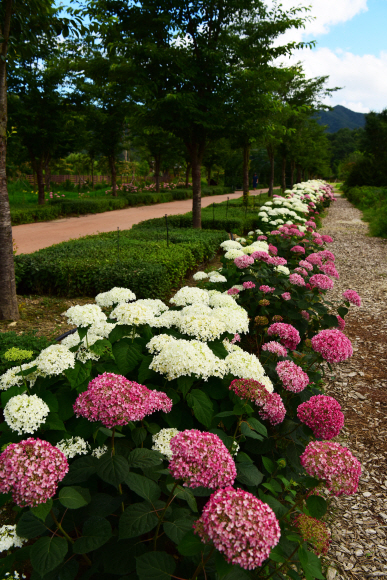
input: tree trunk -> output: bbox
[267,147,275,198]
[154,154,161,193]
[207,165,212,185]
[36,163,45,205]
[185,163,191,187]
[290,160,295,188]
[0,0,19,321]
[44,157,51,190]
[187,142,205,229]
[296,165,302,184]
[109,156,117,196]
[281,156,286,193]
[242,145,250,201]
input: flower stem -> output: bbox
[190,546,215,580]
[111,427,116,456]
[153,482,178,551]
[50,510,92,566]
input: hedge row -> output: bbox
[11,187,234,225]
[15,228,227,297]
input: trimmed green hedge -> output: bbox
[15,228,227,297]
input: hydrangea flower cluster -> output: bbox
[92,445,108,458]
[192,271,209,281]
[4,395,50,435]
[306,254,322,267]
[110,302,156,326]
[34,344,76,377]
[208,272,227,283]
[320,262,339,279]
[194,487,281,569]
[224,249,245,260]
[290,245,305,253]
[251,250,270,261]
[227,287,240,295]
[234,255,254,269]
[0,525,26,552]
[56,436,91,459]
[297,395,345,439]
[95,287,136,307]
[342,289,361,306]
[169,430,236,488]
[65,304,107,327]
[281,292,291,300]
[259,285,275,293]
[300,441,361,496]
[175,314,227,341]
[243,281,256,289]
[74,373,172,428]
[309,274,334,290]
[294,514,331,555]
[0,438,68,507]
[267,323,300,350]
[299,260,313,271]
[276,360,309,393]
[318,250,335,262]
[261,341,287,357]
[289,273,305,286]
[170,287,209,306]
[0,362,40,391]
[152,428,180,459]
[336,315,345,331]
[311,329,353,363]
[267,256,287,266]
[225,349,273,392]
[229,379,286,425]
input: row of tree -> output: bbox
[1,0,336,320]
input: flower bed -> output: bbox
[0,180,363,580]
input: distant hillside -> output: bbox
[316,105,366,133]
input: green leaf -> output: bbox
[262,456,276,474]
[77,327,90,341]
[207,340,228,359]
[87,493,125,518]
[58,486,91,509]
[236,463,263,486]
[235,452,253,464]
[64,360,92,389]
[112,340,142,375]
[177,530,204,556]
[89,338,113,356]
[97,454,129,487]
[167,484,198,512]
[109,324,134,344]
[298,547,325,580]
[306,496,327,519]
[73,517,112,554]
[136,552,176,580]
[102,539,138,575]
[246,417,268,437]
[17,511,47,539]
[187,389,213,428]
[215,551,234,578]
[215,411,236,418]
[177,375,195,397]
[44,412,66,431]
[337,306,348,318]
[128,448,163,469]
[163,517,196,544]
[31,499,53,522]
[56,388,75,421]
[119,502,159,539]
[39,391,58,413]
[138,356,158,383]
[62,456,98,485]
[125,473,161,503]
[240,422,263,440]
[132,427,147,447]
[30,537,68,576]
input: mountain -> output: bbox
[316,105,366,133]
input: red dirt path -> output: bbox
[13,188,272,255]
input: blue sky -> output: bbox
[57,0,387,113]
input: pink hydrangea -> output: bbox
[305,221,316,229]
[309,274,334,290]
[268,244,278,255]
[227,287,240,295]
[261,341,287,357]
[314,238,324,246]
[295,514,331,555]
[301,310,310,320]
[336,315,345,331]
[270,230,281,235]
[251,250,270,261]
[320,262,339,279]
[234,255,254,269]
[297,395,344,439]
[281,292,291,301]
[299,260,313,271]
[231,333,241,344]
[257,235,267,240]
[311,329,353,363]
[291,245,305,254]
[267,256,287,266]
[318,250,335,262]
[74,373,172,428]
[243,281,256,289]
[0,438,68,507]
[312,232,322,239]
[229,379,286,425]
[289,273,306,287]
[194,487,281,569]
[259,285,275,293]
[276,360,309,393]
[342,289,361,307]
[306,254,323,267]
[320,235,333,243]
[294,267,308,277]
[300,441,361,496]
[168,430,236,489]
[267,323,300,350]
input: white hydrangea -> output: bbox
[264,201,273,206]
[274,265,290,276]
[298,225,306,232]
[208,273,227,283]
[147,334,177,354]
[211,306,249,334]
[56,436,91,459]
[208,290,222,297]
[250,240,269,251]
[220,240,243,250]
[110,302,156,326]
[224,249,245,260]
[151,310,181,329]
[261,218,269,223]
[181,304,213,316]
[64,304,106,327]
[176,314,227,341]
[61,331,102,362]
[170,287,209,307]
[230,285,244,292]
[89,320,116,338]
[34,345,76,376]
[95,287,136,308]
[209,293,238,309]
[258,212,267,217]
[4,394,50,435]
[152,428,180,459]
[247,231,255,236]
[235,238,246,243]
[75,345,100,363]
[0,525,26,552]
[255,229,263,235]
[148,338,227,381]
[0,362,40,391]
[242,246,258,255]
[136,299,169,316]
[92,445,108,458]
[225,349,273,392]
[4,573,26,580]
[193,271,209,281]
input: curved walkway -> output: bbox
[12,188,271,255]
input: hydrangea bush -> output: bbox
[0,181,362,580]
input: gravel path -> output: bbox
[320,194,387,579]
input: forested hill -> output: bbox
[316,105,366,133]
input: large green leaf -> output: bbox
[73,517,112,554]
[17,511,47,539]
[136,552,176,580]
[108,324,134,344]
[298,547,325,580]
[62,456,98,485]
[96,454,129,487]
[163,517,195,544]
[246,417,268,438]
[125,472,161,503]
[64,360,92,389]
[31,499,53,522]
[39,391,58,413]
[58,486,91,509]
[306,496,327,519]
[45,412,66,431]
[138,356,158,383]
[207,340,228,359]
[177,530,204,556]
[112,339,142,375]
[167,483,198,512]
[236,463,263,486]
[119,502,159,539]
[177,375,195,397]
[128,448,163,469]
[187,389,213,428]
[240,422,263,440]
[30,537,68,576]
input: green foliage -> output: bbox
[343,185,387,238]
[0,331,52,375]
